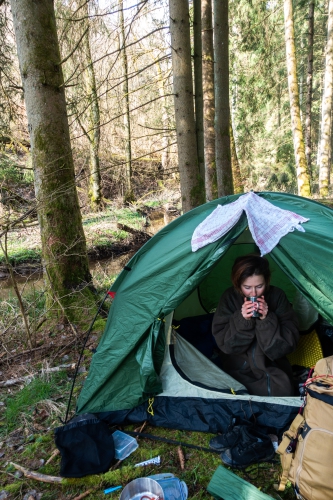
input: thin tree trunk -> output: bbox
[82,1,102,211]
[10,0,93,323]
[214,0,233,197]
[230,119,243,194]
[284,0,311,196]
[305,0,315,178]
[319,0,333,197]
[156,60,170,172]
[119,0,133,203]
[169,0,204,212]
[202,0,216,201]
[193,0,205,183]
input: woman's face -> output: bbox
[240,274,265,297]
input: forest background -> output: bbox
[0,0,333,498]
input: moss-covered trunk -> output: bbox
[10,0,94,323]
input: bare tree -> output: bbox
[284,0,311,196]
[10,0,93,322]
[319,0,333,196]
[169,0,204,212]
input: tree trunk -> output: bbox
[202,0,216,201]
[82,0,102,211]
[230,119,243,194]
[305,0,315,178]
[284,0,311,196]
[193,0,205,183]
[119,0,134,203]
[214,0,233,197]
[169,0,204,212]
[10,0,93,323]
[156,60,170,172]
[319,0,333,197]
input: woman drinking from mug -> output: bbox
[212,255,299,396]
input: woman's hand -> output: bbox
[257,296,268,319]
[241,297,258,319]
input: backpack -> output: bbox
[275,356,333,500]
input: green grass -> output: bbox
[1,372,69,436]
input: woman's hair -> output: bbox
[231,254,271,293]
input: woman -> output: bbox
[212,254,299,397]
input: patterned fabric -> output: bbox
[191,192,309,255]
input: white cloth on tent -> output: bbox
[191,192,309,255]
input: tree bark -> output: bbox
[156,60,171,172]
[230,119,243,194]
[305,0,315,178]
[10,0,93,322]
[82,0,102,211]
[214,0,233,197]
[319,0,333,196]
[119,0,134,203]
[284,0,311,196]
[169,0,204,212]
[193,0,205,183]
[202,0,216,201]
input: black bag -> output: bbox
[54,413,115,477]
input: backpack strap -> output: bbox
[274,413,305,492]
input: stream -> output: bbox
[0,215,168,301]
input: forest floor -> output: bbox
[0,187,298,500]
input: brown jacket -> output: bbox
[212,286,299,397]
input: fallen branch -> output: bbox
[0,364,76,387]
[117,223,151,241]
[10,462,63,484]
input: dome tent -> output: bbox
[77,192,333,433]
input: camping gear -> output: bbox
[276,355,333,500]
[119,478,164,500]
[209,416,259,452]
[207,465,274,499]
[54,413,115,477]
[112,430,138,460]
[104,486,122,495]
[76,192,333,434]
[220,425,275,469]
[148,474,188,500]
[135,456,161,467]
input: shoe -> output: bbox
[209,418,253,452]
[220,426,275,469]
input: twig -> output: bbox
[10,462,63,483]
[110,459,123,471]
[72,489,95,500]
[45,449,60,465]
[133,421,147,435]
[177,446,185,470]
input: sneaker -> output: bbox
[209,418,253,452]
[220,426,275,469]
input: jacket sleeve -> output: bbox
[212,290,257,354]
[255,289,299,361]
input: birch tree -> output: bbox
[10,0,93,322]
[169,0,204,212]
[284,0,311,196]
[319,0,333,196]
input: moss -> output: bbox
[4,482,22,494]
[190,174,205,207]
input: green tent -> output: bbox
[77,192,333,433]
